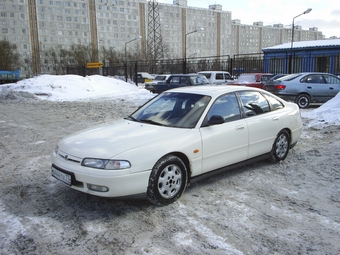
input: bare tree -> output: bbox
[0,40,21,70]
[68,44,92,66]
[100,46,124,65]
[42,45,70,74]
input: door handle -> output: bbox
[329,87,334,90]
[272,116,279,121]
[307,86,312,89]
[235,125,245,131]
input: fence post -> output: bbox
[182,59,186,74]
[124,63,127,82]
[134,62,138,86]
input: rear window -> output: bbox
[238,74,256,82]
[279,73,302,81]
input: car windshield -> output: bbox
[154,75,167,81]
[129,92,211,128]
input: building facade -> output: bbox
[263,39,340,75]
[0,0,324,78]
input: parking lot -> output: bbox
[0,97,339,254]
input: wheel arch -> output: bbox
[281,127,292,142]
[161,152,192,178]
[297,92,312,99]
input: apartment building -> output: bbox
[0,0,323,78]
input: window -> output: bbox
[324,75,340,84]
[238,91,270,117]
[305,75,325,84]
[224,73,232,80]
[263,94,284,111]
[215,73,223,80]
[207,93,240,123]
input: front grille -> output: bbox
[57,151,81,164]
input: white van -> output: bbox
[198,71,234,85]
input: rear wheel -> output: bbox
[147,155,188,205]
[269,130,290,163]
[295,94,310,109]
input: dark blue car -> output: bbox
[150,74,210,94]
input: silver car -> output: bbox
[265,72,340,108]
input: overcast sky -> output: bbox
[160,0,339,38]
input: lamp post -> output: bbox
[125,36,142,82]
[183,27,204,74]
[289,8,312,74]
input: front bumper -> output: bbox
[50,153,151,198]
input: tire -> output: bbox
[295,94,311,109]
[269,130,290,163]
[147,155,188,205]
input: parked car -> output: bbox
[229,73,274,89]
[265,72,340,108]
[144,74,171,92]
[152,74,210,93]
[198,71,234,84]
[51,86,303,205]
[133,72,154,84]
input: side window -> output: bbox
[169,77,180,84]
[306,75,325,84]
[207,93,240,122]
[215,73,223,80]
[261,75,273,82]
[180,77,190,85]
[263,94,284,111]
[238,91,270,117]
[324,75,340,84]
[224,73,232,80]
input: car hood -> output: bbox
[58,119,190,159]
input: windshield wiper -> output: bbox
[139,119,164,126]
[125,115,140,122]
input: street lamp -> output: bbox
[289,8,312,73]
[124,36,142,82]
[183,27,204,73]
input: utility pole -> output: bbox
[147,0,163,62]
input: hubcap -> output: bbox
[298,97,309,107]
[276,134,288,158]
[158,164,182,199]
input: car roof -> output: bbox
[198,71,230,73]
[240,73,273,75]
[297,72,335,75]
[169,74,203,76]
[165,85,264,97]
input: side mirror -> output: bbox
[208,115,224,125]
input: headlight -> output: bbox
[81,158,131,170]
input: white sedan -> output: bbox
[51,86,303,205]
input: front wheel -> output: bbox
[147,155,188,205]
[269,130,290,163]
[295,94,311,109]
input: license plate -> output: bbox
[52,167,72,186]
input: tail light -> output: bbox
[274,84,286,90]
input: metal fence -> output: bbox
[66,53,340,79]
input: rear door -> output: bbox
[323,74,340,97]
[302,74,329,100]
[237,91,283,158]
